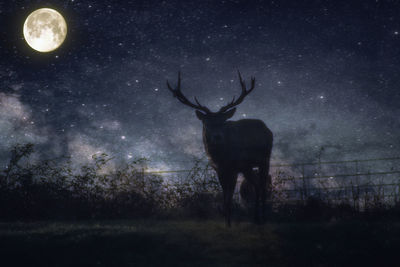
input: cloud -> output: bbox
[67,133,110,162]
[0,92,48,151]
[67,132,117,174]
[168,124,203,158]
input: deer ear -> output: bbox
[195,110,206,121]
[224,108,236,120]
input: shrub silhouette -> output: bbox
[1,143,399,222]
[0,144,222,220]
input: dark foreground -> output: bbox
[0,219,399,267]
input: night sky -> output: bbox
[1,0,400,172]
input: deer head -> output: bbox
[167,71,256,144]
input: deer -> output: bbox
[166,72,273,226]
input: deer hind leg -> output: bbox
[259,164,271,222]
[218,170,237,227]
[243,168,261,223]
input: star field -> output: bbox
[0,0,400,171]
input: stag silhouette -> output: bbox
[167,72,273,226]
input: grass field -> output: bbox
[0,219,399,266]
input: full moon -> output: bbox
[23,8,67,52]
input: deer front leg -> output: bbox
[218,170,237,227]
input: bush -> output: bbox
[1,143,399,222]
[0,144,223,221]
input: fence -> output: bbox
[143,156,400,207]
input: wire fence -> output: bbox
[143,156,400,206]
[143,156,400,174]
[274,156,400,203]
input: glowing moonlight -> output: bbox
[23,8,67,52]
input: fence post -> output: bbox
[354,160,359,210]
[301,164,306,204]
[355,160,358,174]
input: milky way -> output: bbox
[0,0,400,172]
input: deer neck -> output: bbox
[202,123,227,160]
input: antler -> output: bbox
[218,71,256,113]
[167,72,211,113]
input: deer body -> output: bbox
[203,119,272,168]
[167,72,273,226]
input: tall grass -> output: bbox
[1,143,400,221]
